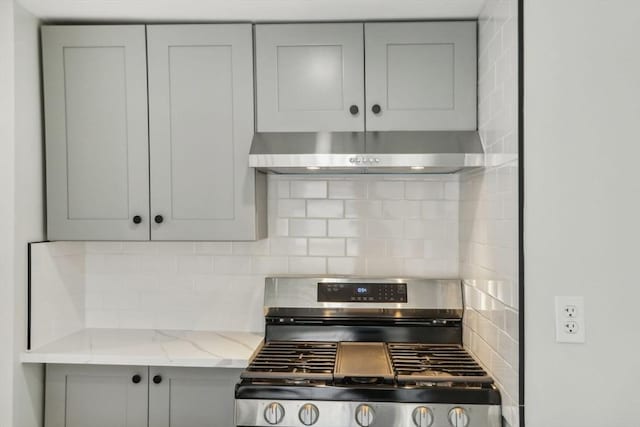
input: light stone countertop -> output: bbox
[22,328,264,368]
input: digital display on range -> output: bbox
[317,283,407,303]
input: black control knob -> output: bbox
[153,375,163,384]
[132,215,142,224]
[349,105,359,115]
[132,374,142,384]
[371,104,382,114]
[154,215,164,224]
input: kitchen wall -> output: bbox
[0,0,17,423]
[459,0,519,426]
[0,1,46,427]
[80,175,460,331]
[525,1,640,426]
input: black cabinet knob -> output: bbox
[132,374,142,384]
[153,375,163,384]
[154,215,164,224]
[371,104,382,114]
[349,105,359,115]
[132,215,142,224]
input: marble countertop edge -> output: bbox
[21,328,264,369]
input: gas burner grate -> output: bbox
[387,343,494,385]
[241,341,337,380]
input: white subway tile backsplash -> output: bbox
[366,219,404,239]
[270,237,308,256]
[213,256,252,275]
[368,181,404,200]
[288,257,327,274]
[462,0,520,419]
[232,240,270,256]
[387,240,424,258]
[268,218,289,237]
[382,200,421,219]
[155,242,196,254]
[194,242,233,255]
[308,238,345,256]
[328,181,367,199]
[346,238,387,257]
[290,180,327,199]
[252,256,289,275]
[405,182,444,200]
[177,255,213,274]
[365,258,403,276]
[306,200,344,218]
[278,199,306,218]
[421,201,457,219]
[136,254,178,274]
[327,257,366,275]
[328,219,367,237]
[289,219,327,237]
[345,200,383,219]
[274,180,290,199]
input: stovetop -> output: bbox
[241,341,493,389]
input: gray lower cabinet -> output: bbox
[45,365,241,427]
[42,24,266,241]
[148,367,241,427]
[45,364,148,427]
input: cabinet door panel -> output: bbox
[147,25,261,240]
[365,22,477,131]
[42,26,150,240]
[149,367,241,427]
[255,23,365,132]
[45,365,148,427]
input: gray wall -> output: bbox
[13,3,46,427]
[0,0,17,422]
[525,0,640,425]
[0,1,45,426]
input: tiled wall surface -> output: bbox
[461,1,520,426]
[30,242,85,348]
[83,175,460,332]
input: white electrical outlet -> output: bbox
[555,296,585,343]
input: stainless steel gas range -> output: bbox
[235,277,501,427]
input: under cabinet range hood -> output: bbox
[248,131,484,174]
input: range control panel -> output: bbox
[317,282,408,303]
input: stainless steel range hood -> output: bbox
[249,131,484,174]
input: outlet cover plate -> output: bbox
[555,296,585,343]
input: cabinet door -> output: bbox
[45,364,148,427]
[42,26,150,240]
[147,25,264,241]
[255,23,365,132]
[149,367,241,427]
[365,22,477,131]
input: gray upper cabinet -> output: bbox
[43,24,266,241]
[147,25,265,241]
[255,23,365,132]
[42,26,150,240]
[45,364,148,427]
[365,22,477,131]
[255,22,476,133]
[148,367,241,427]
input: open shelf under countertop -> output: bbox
[22,328,264,368]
